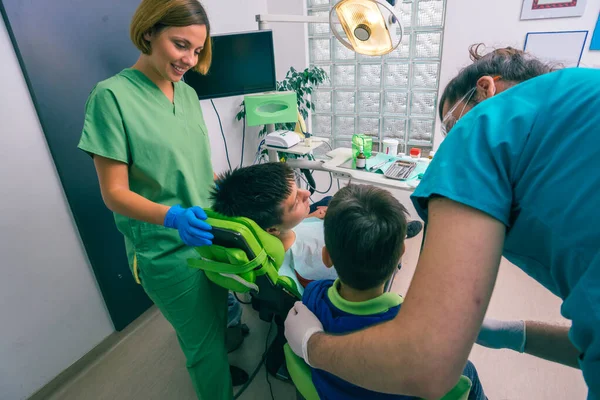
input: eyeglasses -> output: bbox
[441,87,476,137]
[441,76,501,137]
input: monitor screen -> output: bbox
[184,30,276,100]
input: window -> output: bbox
[308,0,446,153]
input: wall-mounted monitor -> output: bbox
[184,30,276,100]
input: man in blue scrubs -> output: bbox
[284,47,600,399]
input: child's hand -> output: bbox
[308,206,328,219]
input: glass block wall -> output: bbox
[308,0,446,153]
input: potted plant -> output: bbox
[236,65,329,137]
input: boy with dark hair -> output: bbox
[212,162,310,244]
[211,163,338,287]
[320,184,407,292]
[302,184,487,400]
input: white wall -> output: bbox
[435,0,600,148]
[202,0,269,172]
[266,0,309,81]
[0,18,114,400]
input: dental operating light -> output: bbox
[256,0,403,56]
[330,0,402,56]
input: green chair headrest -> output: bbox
[204,209,285,268]
[187,209,300,297]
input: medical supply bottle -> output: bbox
[356,145,366,169]
[304,131,312,147]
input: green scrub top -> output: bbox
[78,68,214,289]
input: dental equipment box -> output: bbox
[265,130,301,149]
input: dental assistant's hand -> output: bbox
[284,302,324,367]
[476,317,526,353]
[164,205,214,247]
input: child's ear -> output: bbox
[266,226,280,237]
[322,246,333,268]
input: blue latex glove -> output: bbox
[164,205,213,247]
[476,317,526,353]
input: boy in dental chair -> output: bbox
[211,162,423,289]
[211,162,335,290]
[303,184,487,400]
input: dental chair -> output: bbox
[284,341,473,400]
[187,209,302,378]
[188,210,473,400]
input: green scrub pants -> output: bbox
[140,268,233,399]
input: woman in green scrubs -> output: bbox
[78,1,238,398]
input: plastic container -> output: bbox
[382,139,399,156]
[409,148,421,159]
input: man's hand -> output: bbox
[284,302,323,366]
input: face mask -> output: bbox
[291,219,338,282]
[441,76,501,137]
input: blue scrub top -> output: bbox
[411,68,600,399]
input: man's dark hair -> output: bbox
[211,163,295,229]
[324,184,408,291]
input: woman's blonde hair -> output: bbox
[130,0,212,74]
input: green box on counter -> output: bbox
[352,134,373,159]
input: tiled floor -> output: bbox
[46,230,588,399]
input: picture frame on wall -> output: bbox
[521,0,588,20]
[524,30,589,67]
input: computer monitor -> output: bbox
[184,30,276,100]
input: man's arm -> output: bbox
[526,321,581,369]
[477,318,581,369]
[289,198,506,398]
